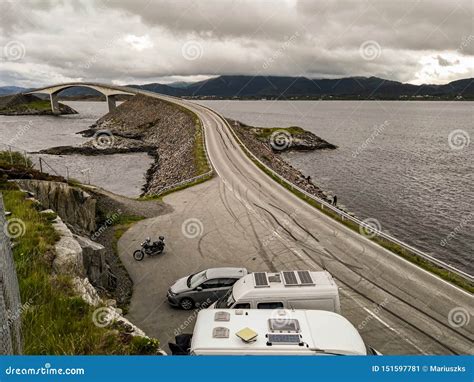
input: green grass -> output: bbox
[112,214,145,251]
[0,151,33,168]
[251,126,306,140]
[228,124,474,293]
[169,100,211,177]
[2,188,160,354]
[1,99,52,113]
[193,115,211,175]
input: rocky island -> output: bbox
[229,119,336,202]
[0,94,77,115]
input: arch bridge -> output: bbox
[23,82,138,114]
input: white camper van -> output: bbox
[190,308,378,355]
[213,270,341,313]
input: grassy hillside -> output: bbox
[1,151,160,354]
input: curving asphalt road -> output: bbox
[118,90,473,355]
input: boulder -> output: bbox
[52,217,84,277]
[71,277,101,306]
[74,234,107,288]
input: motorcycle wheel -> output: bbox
[133,250,145,261]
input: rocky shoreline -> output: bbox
[39,94,201,196]
[228,119,335,203]
[239,122,337,152]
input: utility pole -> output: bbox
[39,157,43,173]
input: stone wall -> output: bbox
[16,180,96,234]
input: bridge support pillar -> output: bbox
[50,93,60,115]
[107,95,116,112]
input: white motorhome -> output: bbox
[212,270,341,313]
[190,308,378,355]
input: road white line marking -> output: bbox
[340,289,428,354]
[361,307,428,354]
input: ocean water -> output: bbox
[196,100,473,274]
[0,101,153,197]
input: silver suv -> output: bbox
[167,267,248,310]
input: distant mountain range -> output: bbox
[1,76,473,99]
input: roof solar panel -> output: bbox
[297,270,314,285]
[282,271,299,286]
[254,272,269,287]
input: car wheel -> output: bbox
[180,298,194,310]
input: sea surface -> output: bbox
[196,100,473,274]
[0,101,153,197]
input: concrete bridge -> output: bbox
[24,82,138,114]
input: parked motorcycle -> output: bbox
[133,236,165,261]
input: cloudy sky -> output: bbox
[0,0,473,87]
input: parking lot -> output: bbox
[118,178,442,355]
[118,178,313,351]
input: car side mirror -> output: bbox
[196,286,203,291]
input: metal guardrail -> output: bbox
[153,170,213,196]
[202,107,474,285]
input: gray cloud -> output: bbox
[0,0,472,87]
